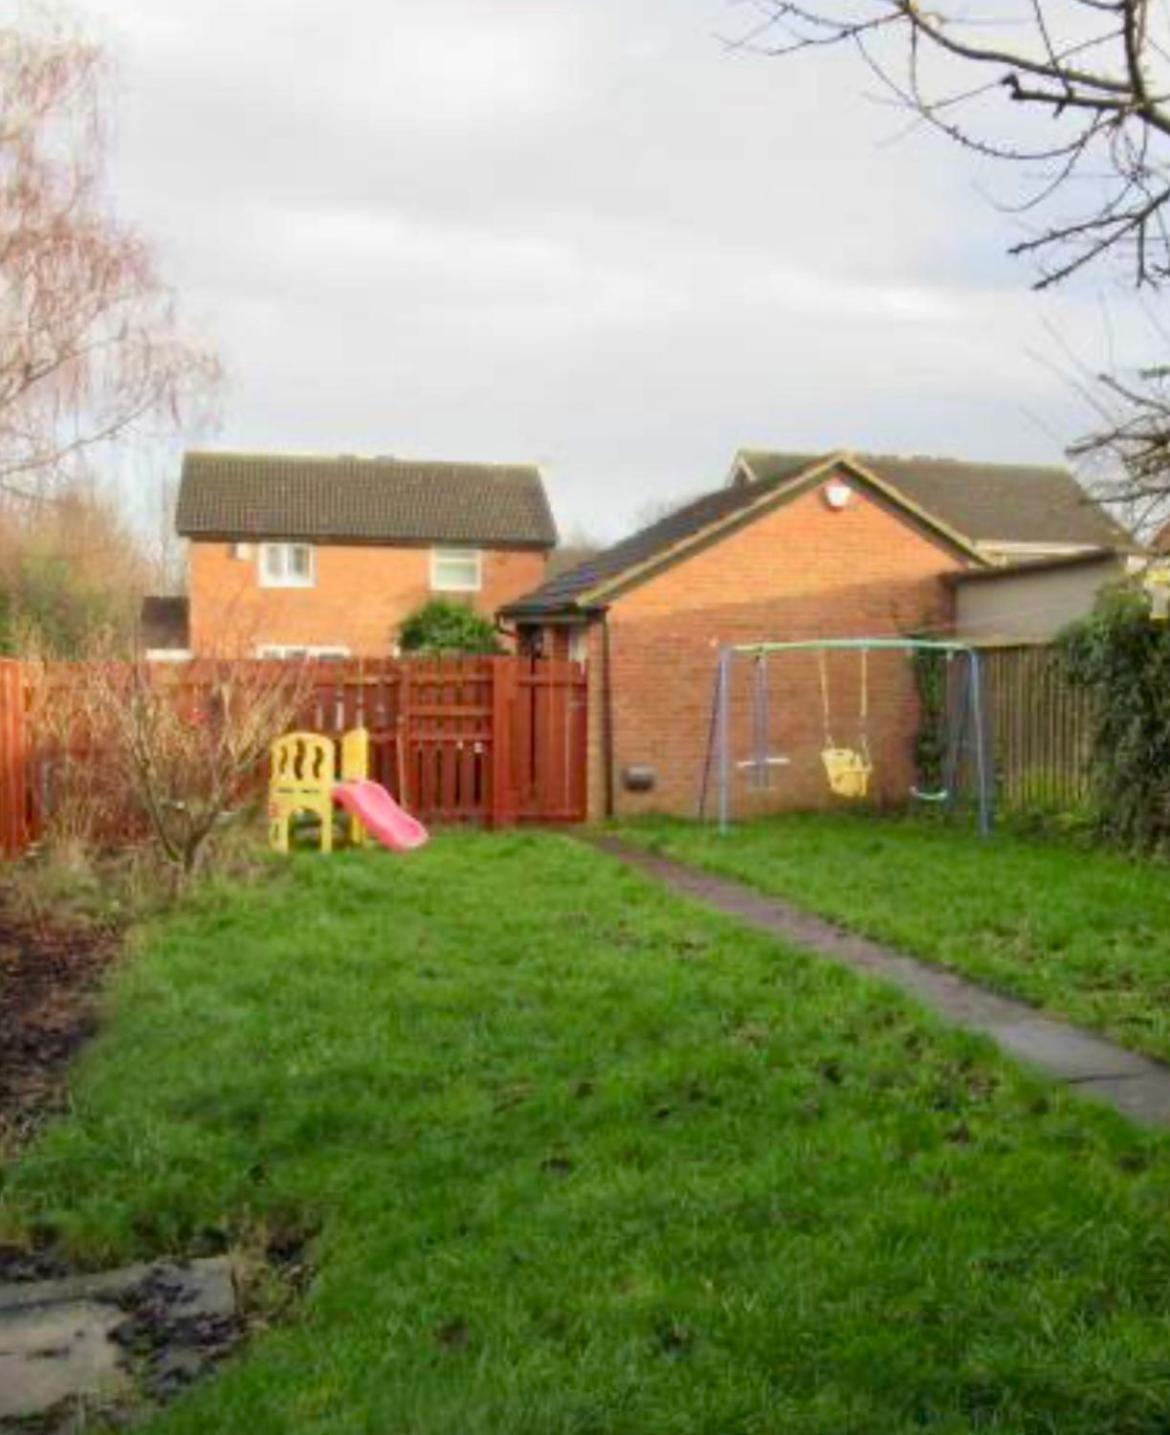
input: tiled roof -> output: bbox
[502,449,1128,617]
[176,451,557,548]
[500,481,780,616]
[741,451,1128,548]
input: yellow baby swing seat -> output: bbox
[817,649,874,800]
[821,745,872,799]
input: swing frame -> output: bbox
[699,637,994,838]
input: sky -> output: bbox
[77,0,1157,544]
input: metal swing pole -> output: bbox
[697,656,722,821]
[718,646,731,834]
[969,648,993,837]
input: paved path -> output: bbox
[594,837,1170,1128]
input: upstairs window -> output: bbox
[430,547,482,593]
[260,542,315,587]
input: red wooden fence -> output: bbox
[0,660,26,855]
[7,655,588,852]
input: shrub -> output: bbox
[1058,581,1170,850]
[399,599,502,655]
[0,486,155,658]
[30,647,313,893]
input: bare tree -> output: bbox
[743,2,1170,289]
[742,2,1170,524]
[1067,360,1170,535]
[0,9,219,500]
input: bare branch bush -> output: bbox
[30,643,315,893]
[93,655,315,888]
[743,2,1170,288]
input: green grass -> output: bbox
[615,811,1170,1063]
[7,832,1170,1431]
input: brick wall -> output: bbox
[189,542,548,656]
[585,477,966,818]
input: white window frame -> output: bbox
[430,547,482,593]
[257,644,350,661]
[259,542,315,588]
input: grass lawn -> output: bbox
[8,833,1170,1431]
[615,811,1170,1064]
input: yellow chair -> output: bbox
[269,732,337,853]
[339,727,370,846]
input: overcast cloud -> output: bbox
[79,0,1149,542]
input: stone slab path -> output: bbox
[0,1256,237,1427]
[595,837,1170,1128]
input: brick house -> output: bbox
[500,449,1127,820]
[176,451,557,657]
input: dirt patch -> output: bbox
[0,903,119,1153]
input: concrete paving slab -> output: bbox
[0,1256,237,1425]
[0,1299,128,1419]
[988,1019,1156,1082]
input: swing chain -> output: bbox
[817,649,834,749]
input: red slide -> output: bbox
[333,780,430,852]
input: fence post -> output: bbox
[491,656,516,828]
[2,662,27,855]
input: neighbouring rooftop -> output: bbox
[176,451,557,548]
[503,449,1131,618]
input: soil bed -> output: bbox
[0,900,118,1154]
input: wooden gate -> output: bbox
[298,656,588,826]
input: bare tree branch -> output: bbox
[746,1,1170,286]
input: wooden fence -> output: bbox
[978,643,1095,811]
[6,655,588,853]
[0,660,26,855]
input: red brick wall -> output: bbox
[189,542,548,655]
[587,477,966,818]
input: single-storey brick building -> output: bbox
[176,451,557,657]
[500,449,1129,820]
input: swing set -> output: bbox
[698,637,993,836]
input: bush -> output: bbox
[0,486,154,658]
[399,599,502,655]
[29,647,313,894]
[1059,581,1170,850]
